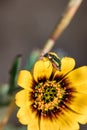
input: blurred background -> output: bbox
[0,0,87,129]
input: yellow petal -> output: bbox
[78,114,87,124]
[54,57,75,79]
[17,70,33,90]
[64,107,87,124]
[65,67,87,94]
[15,90,30,107]
[40,116,59,130]
[57,109,79,130]
[64,67,87,114]
[61,57,75,73]
[68,92,87,115]
[17,104,38,127]
[40,110,79,130]
[27,120,39,130]
[72,82,87,94]
[64,108,87,125]
[33,60,52,82]
[65,66,87,86]
[62,107,87,125]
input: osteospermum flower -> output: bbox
[15,53,87,130]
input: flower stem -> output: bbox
[0,100,15,130]
[40,0,83,57]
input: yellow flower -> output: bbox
[15,54,87,130]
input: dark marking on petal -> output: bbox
[38,77,47,83]
[54,74,63,82]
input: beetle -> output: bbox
[44,52,61,71]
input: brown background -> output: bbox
[0,0,87,129]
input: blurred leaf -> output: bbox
[0,84,10,106]
[4,125,16,130]
[25,49,40,70]
[4,124,27,130]
[8,55,22,95]
[0,84,9,95]
[0,55,22,106]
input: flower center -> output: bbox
[31,81,65,115]
[42,86,57,103]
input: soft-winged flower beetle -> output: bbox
[44,52,61,71]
